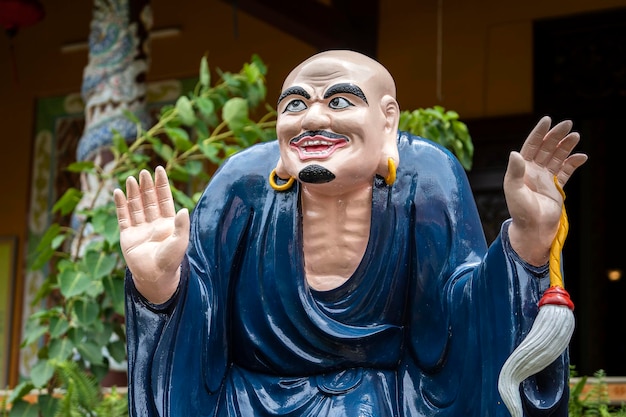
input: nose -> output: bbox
[301,103,330,130]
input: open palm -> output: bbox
[114,166,190,303]
[504,116,587,264]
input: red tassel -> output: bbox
[538,286,575,310]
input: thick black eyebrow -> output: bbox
[324,83,368,105]
[277,86,310,106]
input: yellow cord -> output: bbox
[549,176,568,288]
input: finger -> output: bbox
[519,116,552,161]
[154,166,176,218]
[545,132,580,174]
[556,153,588,187]
[160,208,190,272]
[139,169,160,222]
[533,120,573,167]
[503,151,526,193]
[173,208,190,242]
[113,188,131,231]
[126,173,146,225]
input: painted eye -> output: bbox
[329,97,353,109]
[284,99,307,113]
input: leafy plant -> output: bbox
[12,54,276,417]
[569,367,626,416]
[2,360,127,417]
[8,54,475,416]
[399,105,474,170]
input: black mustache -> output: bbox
[289,130,349,143]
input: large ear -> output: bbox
[377,95,400,179]
[274,157,290,179]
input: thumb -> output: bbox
[173,208,190,244]
[504,151,526,193]
[152,208,190,280]
[163,208,190,268]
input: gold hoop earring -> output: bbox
[269,169,295,191]
[385,157,396,186]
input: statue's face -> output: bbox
[276,54,393,194]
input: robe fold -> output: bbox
[125,131,569,416]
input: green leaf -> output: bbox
[85,279,105,298]
[28,307,61,321]
[22,319,47,346]
[68,327,86,346]
[92,322,113,347]
[167,164,190,183]
[159,104,175,119]
[196,97,215,118]
[48,315,70,338]
[103,275,125,315]
[85,250,117,281]
[153,142,174,161]
[35,394,59,417]
[7,381,35,404]
[198,140,221,164]
[76,341,104,365]
[58,266,92,298]
[200,55,210,89]
[171,187,197,210]
[250,54,267,76]
[51,236,69,254]
[243,81,265,107]
[30,359,55,388]
[48,337,74,361]
[176,96,196,126]
[90,362,109,383]
[224,144,242,158]
[192,118,210,140]
[185,160,204,176]
[128,151,151,166]
[73,299,100,326]
[112,129,130,155]
[222,97,249,131]
[243,61,262,84]
[66,161,95,174]
[107,339,127,363]
[29,223,61,270]
[122,109,142,124]
[165,126,192,152]
[91,206,120,246]
[52,187,83,216]
[7,398,40,417]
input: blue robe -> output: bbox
[125,132,569,416]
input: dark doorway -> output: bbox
[534,7,626,376]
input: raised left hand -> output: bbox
[504,116,588,266]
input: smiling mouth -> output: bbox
[290,135,348,160]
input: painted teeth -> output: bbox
[301,140,333,146]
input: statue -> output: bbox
[114,50,587,416]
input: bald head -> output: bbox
[281,50,397,103]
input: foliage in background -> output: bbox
[569,368,626,417]
[6,54,275,417]
[399,105,474,170]
[3,54,475,416]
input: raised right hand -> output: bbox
[113,166,190,304]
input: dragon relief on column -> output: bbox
[71,0,152,256]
